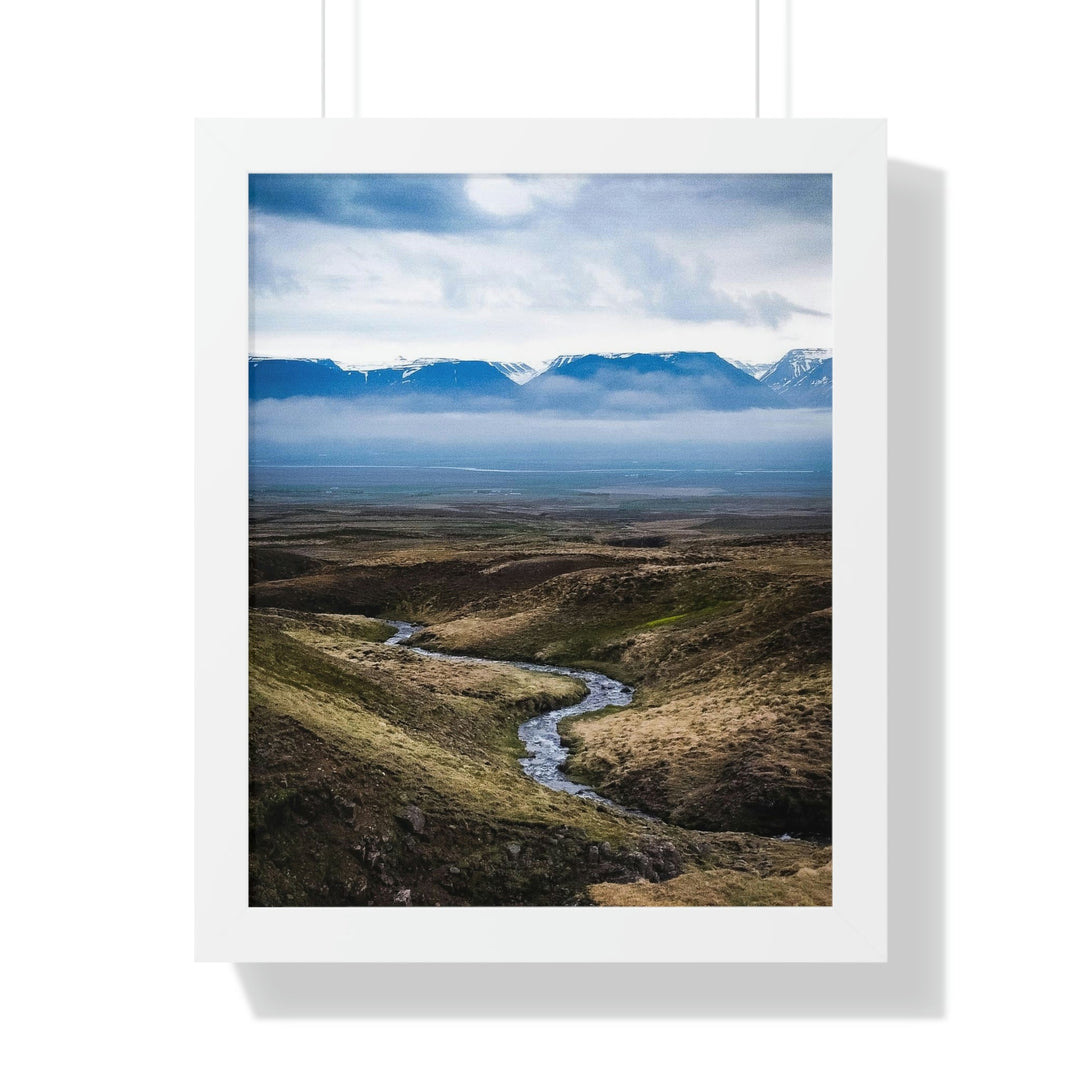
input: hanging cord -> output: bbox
[755,0,761,118]
[322,1,360,118]
[784,0,792,118]
[756,2,792,119]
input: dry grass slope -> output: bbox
[590,862,832,907]
[250,609,777,905]
[248,512,832,905]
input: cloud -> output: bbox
[464,176,583,217]
[249,173,831,240]
[613,243,828,326]
[249,173,833,367]
[745,291,829,328]
[250,399,833,451]
[567,174,832,235]
[249,174,487,233]
[251,174,588,231]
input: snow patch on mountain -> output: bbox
[545,351,728,378]
[760,349,832,407]
[370,356,542,385]
[760,348,833,389]
[489,361,543,385]
[249,355,335,367]
[728,359,775,380]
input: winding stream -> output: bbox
[385,620,647,816]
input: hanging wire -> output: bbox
[755,0,761,118]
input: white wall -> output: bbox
[5,1,1075,1076]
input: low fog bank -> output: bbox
[250,401,830,475]
[251,398,831,450]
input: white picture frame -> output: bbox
[195,118,886,963]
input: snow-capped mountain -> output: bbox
[393,358,518,397]
[544,351,646,372]
[760,348,832,391]
[780,356,832,407]
[759,349,832,407]
[249,350,829,410]
[248,357,368,399]
[383,356,540,385]
[249,356,517,400]
[526,351,789,410]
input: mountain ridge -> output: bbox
[249,349,832,410]
[523,351,788,412]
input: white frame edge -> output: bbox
[195,118,887,963]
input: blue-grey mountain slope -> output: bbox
[524,351,790,413]
[249,357,367,399]
[249,356,518,403]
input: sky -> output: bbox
[249,173,832,371]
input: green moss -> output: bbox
[638,599,740,630]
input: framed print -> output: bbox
[195,119,886,962]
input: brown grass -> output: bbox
[590,863,831,906]
[249,609,715,905]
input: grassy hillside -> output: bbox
[249,514,832,904]
[590,862,832,907]
[251,609,808,905]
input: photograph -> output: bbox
[247,170,834,907]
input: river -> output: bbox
[384,620,647,816]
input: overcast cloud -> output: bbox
[249,173,831,370]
